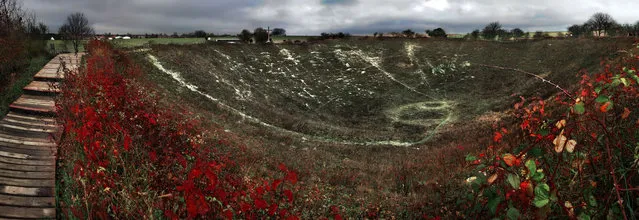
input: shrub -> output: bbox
[465,42,639,219]
[57,40,299,218]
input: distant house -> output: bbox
[122,36,131,40]
[50,37,55,40]
[115,36,122,39]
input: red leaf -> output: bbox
[284,189,293,203]
[223,210,233,219]
[286,171,298,185]
[123,134,132,151]
[268,204,278,216]
[254,198,268,209]
[493,132,503,143]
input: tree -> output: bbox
[238,29,252,43]
[271,28,286,36]
[426,28,447,38]
[533,31,544,39]
[497,29,510,40]
[471,29,480,39]
[253,27,268,44]
[511,28,525,38]
[482,21,502,40]
[193,30,207,38]
[586,12,617,37]
[402,29,415,38]
[59,12,94,54]
[568,24,584,37]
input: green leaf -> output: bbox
[532,171,545,182]
[595,95,610,103]
[533,183,550,207]
[507,207,521,220]
[525,160,537,176]
[578,213,591,220]
[621,78,629,87]
[529,147,543,158]
[594,86,602,94]
[587,194,597,207]
[611,78,621,87]
[465,154,477,162]
[507,174,520,189]
[487,195,503,214]
[574,103,585,115]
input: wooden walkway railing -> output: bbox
[0,53,82,219]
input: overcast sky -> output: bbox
[21,0,639,35]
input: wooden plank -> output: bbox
[5,112,57,123]
[0,176,54,187]
[0,146,56,158]
[0,160,55,172]
[0,154,55,166]
[0,123,58,134]
[0,205,55,218]
[0,148,54,160]
[0,194,54,207]
[0,185,53,197]
[23,81,60,93]
[0,127,53,140]
[0,133,54,145]
[1,118,59,129]
[0,169,54,179]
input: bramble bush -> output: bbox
[466,43,639,219]
[56,40,301,219]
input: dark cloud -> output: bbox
[20,0,639,35]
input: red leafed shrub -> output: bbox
[465,43,639,219]
[57,40,299,218]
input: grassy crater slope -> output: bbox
[143,39,632,145]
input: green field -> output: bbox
[47,36,314,51]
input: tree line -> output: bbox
[0,0,50,90]
[568,12,639,37]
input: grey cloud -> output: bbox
[19,0,639,35]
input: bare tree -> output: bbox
[586,12,617,37]
[59,12,94,54]
[482,22,502,40]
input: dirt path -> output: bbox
[0,53,82,219]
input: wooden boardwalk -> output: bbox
[0,53,82,219]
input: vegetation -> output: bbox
[238,29,252,43]
[402,29,415,37]
[121,38,633,218]
[254,27,269,44]
[0,0,50,111]
[59,12,94,54]
[465,41,639,219]
[482,21,503,40]
[57,40,300,218]
[586,12,617,37]
[272,28,286,36]
[511,28,525,38]
[426,28,447,38]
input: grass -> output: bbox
[131,38,634,217]
[0,56,51,116]
[50,36,315,49]
[48,40,86,53]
